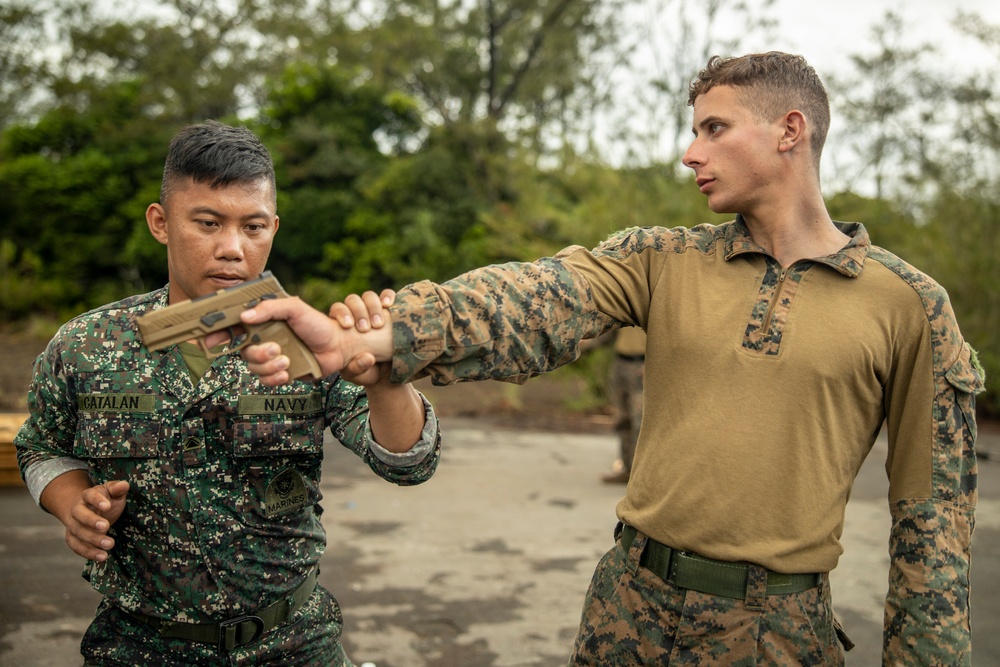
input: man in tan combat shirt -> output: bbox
[239,52,985,666]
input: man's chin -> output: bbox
[705,199,734,215]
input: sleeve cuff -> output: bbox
[24,457,90,506]
[366,393,439,468]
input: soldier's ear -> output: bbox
[146,203,169,245]
[777,110,806,154]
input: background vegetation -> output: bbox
[0,0,997,415]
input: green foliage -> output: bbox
[0,77,178,318]
[0,0,997,419]
[0,2,49,127]
[258,61,426,288]
[320,143,487,292]
[825,191,918,256]
[917,188,1000,415]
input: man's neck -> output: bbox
[741,197,849,268]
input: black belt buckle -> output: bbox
[218,614,265,653]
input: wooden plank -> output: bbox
[0,413,28,487]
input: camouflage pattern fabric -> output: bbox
[385,217,984,664]
[16,285,441,659]
[870,247,982,665]
[82,585,352,666]
[569,532,843,666]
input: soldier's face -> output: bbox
[682,85,785,216]
[146,178,279,303]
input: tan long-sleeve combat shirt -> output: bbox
[387,218,984,665]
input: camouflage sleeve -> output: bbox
[362,393,441,485]
[15,335,80,481]
[326,378,441,486]
[388,252,619,386]
[882,289,984,664]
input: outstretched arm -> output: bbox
[240,296,393,386]
[330,290,426,454]
[242,291,425,452]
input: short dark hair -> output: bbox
[688,52,831,170]
[160,120,276,205]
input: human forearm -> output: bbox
[387,258,614,385]
[360,392,441,487]
[23,457,90,506]
[365,381,426,453]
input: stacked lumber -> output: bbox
[0,413,27,487]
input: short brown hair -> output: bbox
[688,52,830,169]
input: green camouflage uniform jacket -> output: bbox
[16,285,441,622]
[387,219,984,666]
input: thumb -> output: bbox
[241,296,297,325]
[105,480,130,499]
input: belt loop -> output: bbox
[745,563,767,611]
[625,533,647,576]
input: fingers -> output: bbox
[67,482,130,562]
[241,341,292,387]
[241,295,303,326]
[329,291,393,332]
[104,480,130,501]
[241,296,344,377]
[338,353,387,387]
[65,509,115,561]
[378,289,396,308]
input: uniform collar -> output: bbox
[142,284,245,401]
[723,215,870,277]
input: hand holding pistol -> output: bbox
[135,272,323,381]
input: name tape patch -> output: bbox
[78,393,156,413]
[238,392,323,416]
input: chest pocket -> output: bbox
[74,413,166,540]
[74,415,162,481]
[230,397,326,527]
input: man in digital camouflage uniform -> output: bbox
[603,327,646,484]
[582,326,648,484]
[239,53,985,665]
[15,121,441,666]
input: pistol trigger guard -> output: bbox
[200,337,222,359]
[228,326,261,353]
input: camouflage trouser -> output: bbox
[608,356,644,470]
[569,531,845,666]
[81,585,353,666]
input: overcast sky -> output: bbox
[752,0,999,76]
[608,0,1000,182]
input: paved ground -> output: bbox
[1,416,998,666]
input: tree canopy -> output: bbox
[0,1,996,413]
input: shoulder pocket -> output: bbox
[942,342,984,474]
[945,342,985,395]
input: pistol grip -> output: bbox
[245,321,324,381]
